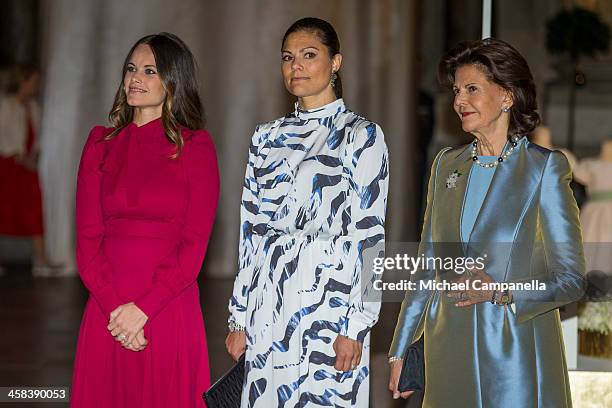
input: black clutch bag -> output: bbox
[398,336,425,392]
[203,354,245,408]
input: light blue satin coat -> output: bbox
[389,138,586,408]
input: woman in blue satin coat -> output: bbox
[388,38,585,407]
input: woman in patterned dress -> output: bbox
[226,17,389,407]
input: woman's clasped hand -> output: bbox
[107,302,149,351]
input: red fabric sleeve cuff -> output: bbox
[135,283,174,321]
[92,284,123,319]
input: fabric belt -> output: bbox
[105,219,181,240]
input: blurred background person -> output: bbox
[572,138,612,344]
[572,138,612,265]
[0,63,52,276]
[530,125,587,208]
[71,33,219,408]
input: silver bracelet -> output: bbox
[228,321,246,332]
[388,356,404,364]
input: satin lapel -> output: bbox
[467,140,543,279]
[432,144,473,245]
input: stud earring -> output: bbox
[502,106,510,113]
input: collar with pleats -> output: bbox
[127,117,163,133]
[121,117,179,156]
[293,98,346,120]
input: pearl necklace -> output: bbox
[471,136,520,168]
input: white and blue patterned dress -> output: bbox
[229,98,389,407]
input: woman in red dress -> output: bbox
[0,64,50,274]
[71,33,219,407]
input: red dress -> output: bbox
[71,119,219,407]
[0,118,44,236]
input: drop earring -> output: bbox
[330,72,337,87]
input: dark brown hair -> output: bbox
[438,38,540,137]
[282,17,343,99]
[107,32,204,157]
[6,63,39,94]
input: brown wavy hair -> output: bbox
[107,32,204,157]
[438,38,540,138]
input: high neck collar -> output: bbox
[293,98,346,120]
[128,117,163,132]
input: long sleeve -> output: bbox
[388,147,450,357]
[228,128,263,328]
[512,151,586,324]
[136,131,219,320]
[340,122,389,342]
[75,126,124,317]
